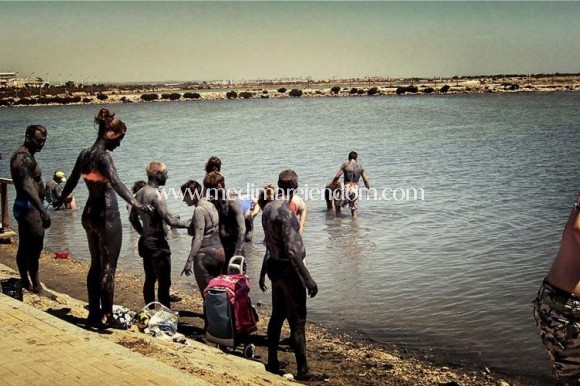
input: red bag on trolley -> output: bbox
[204,273,257,335]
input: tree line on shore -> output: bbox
[2,74,579,107]
[0,84,459,106]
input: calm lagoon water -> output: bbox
[3,92,580,383]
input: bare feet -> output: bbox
[295,371,329,382]
[31,287,57,300]
[265,361,288,376]
[170,293,183,302]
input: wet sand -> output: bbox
[0,242,539,385]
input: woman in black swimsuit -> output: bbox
[57,108,150,328]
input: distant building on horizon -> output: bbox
[0,72,49,89]
[0,72,17,88]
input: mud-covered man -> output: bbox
[10,125,52,296]
[332,151,370,218]
[259,169,325,381]
[129,161,189,308]
[203,171,245,273]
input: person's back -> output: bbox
[332,151,370,218]
[343,161,363,185]
[77,147,120,215]
[260,170,323,381]
[217,198,244,242]
[134,185,167,238]
[204,171,245,265]
[289,195,307,234]
[238,194,258,242]
[263,199,305,264]
[194,198,221,247]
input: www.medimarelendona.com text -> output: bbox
[155,185,425,202]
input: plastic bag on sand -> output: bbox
[137,302,179,337]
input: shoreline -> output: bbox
[0,242,543,385]
[2,75,579,107]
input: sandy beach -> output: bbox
[0,242,537,385]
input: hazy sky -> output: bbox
[1,1,579,83]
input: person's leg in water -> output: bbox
[325,182,341,212]
[350,196,358,219]
[266,279,288,374]
[324,185,333,211]
[346,185,358,219]
[335,186,345,218]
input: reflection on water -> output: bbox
[3,93,580,382]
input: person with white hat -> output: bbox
[45,170,76,210]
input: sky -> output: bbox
[1,1,579,84]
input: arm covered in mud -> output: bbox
[298,202,307,234]
[182,207,205,276]
[129,207,144,236]
[56,151,83,208]
[101,152,138,206]
[100,152,150,213]
[154,195,189,229]
[259,249,270,292]
[280,205,317,298]
[14,152,50,227]
[231,199,246,255]
[332,162,347,183]
[361,168,370,190]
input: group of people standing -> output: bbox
[8,108,375,381]
[127,158,325,380]
[12,106,580,384]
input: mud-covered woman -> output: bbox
[57,108,150,328]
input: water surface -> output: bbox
[3,93,579,382]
